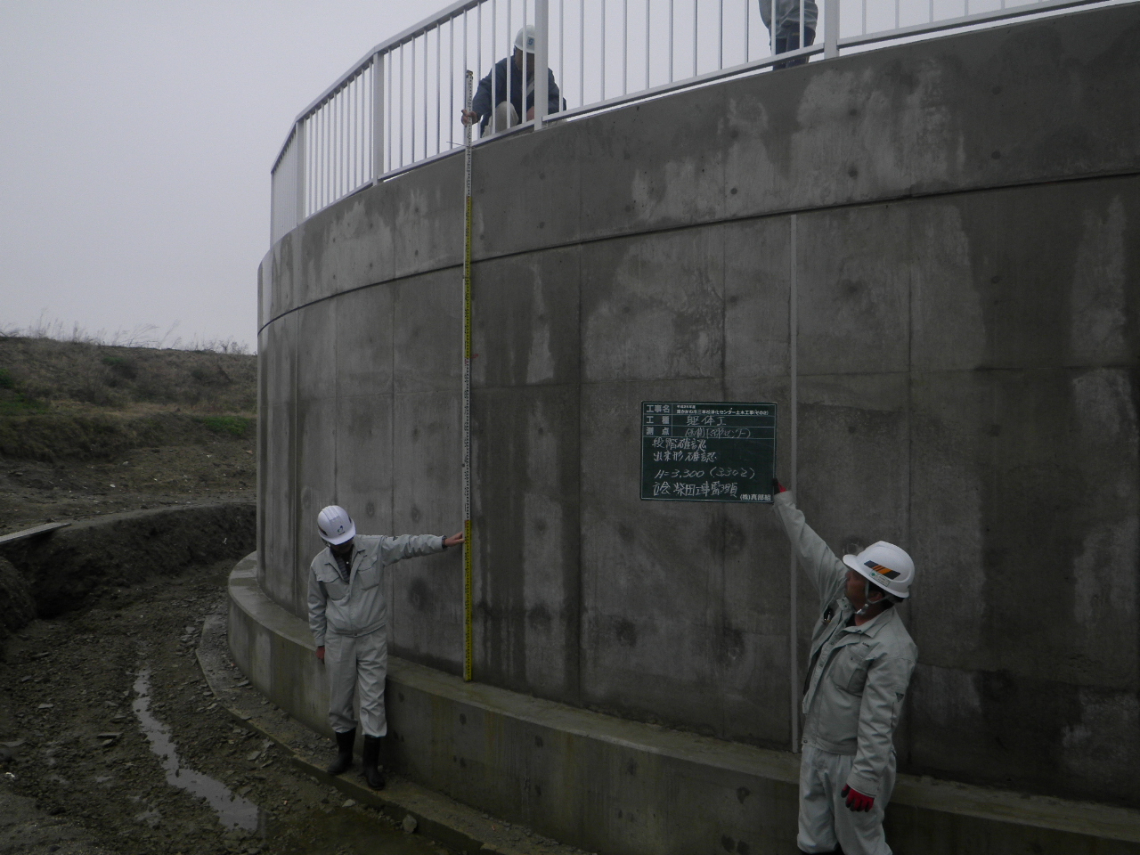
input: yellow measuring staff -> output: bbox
[462,70,474,683]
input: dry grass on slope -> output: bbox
[0,336,257,532]
[0,336,256,464]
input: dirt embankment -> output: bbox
[0,338,270,852]
[0,335,261,646]
[0,335,258,537]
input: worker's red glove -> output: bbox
[841,784,874,812]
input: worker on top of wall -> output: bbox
[460,25,564,136]
[308,505,464,790]
[772,481,917,855]
[759,0,818,69]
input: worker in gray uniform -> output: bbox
[759,0,818,69]
[772,482,917,855]
[308,504,464,789]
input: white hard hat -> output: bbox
[317,505,356,545]
[842,541,914,599]
[514,24,536,53]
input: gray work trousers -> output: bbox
[798,742,896,855]
[324,629,388,737]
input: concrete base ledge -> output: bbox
[228,555,1140,855]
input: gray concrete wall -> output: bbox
[256,1,1140,813]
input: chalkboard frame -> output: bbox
[640,401,778,503]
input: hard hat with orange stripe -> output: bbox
[842,541,914,599]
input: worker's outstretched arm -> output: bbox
[772,488,846,608]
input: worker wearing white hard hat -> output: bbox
[461,25,565,135]
[308,505,464,789]
[771,482,917,855]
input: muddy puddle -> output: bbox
[132,666,263,832]
[132,664,442,853]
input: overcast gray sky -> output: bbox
[3,0,1083,353]
[1,0,429,352]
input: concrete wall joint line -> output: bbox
[261,167,1140,336]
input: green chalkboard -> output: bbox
[640,402,777,503]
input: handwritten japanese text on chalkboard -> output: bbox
[640,402,777,503]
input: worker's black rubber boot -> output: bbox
[326,728,355,775]
[362,735,385,790]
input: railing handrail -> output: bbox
[837,0,1103,51]
[270,0,1133,242]
[271,0,482,172]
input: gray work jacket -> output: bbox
[774,491,917,797]
[308,533,445,647]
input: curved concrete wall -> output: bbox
[257,3,1140,809]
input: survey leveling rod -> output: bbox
[462,70,474,683]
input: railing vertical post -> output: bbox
[270,169,277,244]
[411,39,417,161]
[668,0,674,82]
[339,88,346,197]
[622,0,628,95]
[522,0,529,126]
[399,45,405,167]
[535,0,550,127]
[436,26,442,156]
[645,0,650,87]
[579,0,584,108]
[825,0,840,58]
[491,0,498,134]
[692,0,697,77]
[601,0,606,100]
[295,120,306,225]
[718,0,723,70]
[372,52,385,183]
[746,0,751,62]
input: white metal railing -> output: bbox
[270,0,1119,244]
